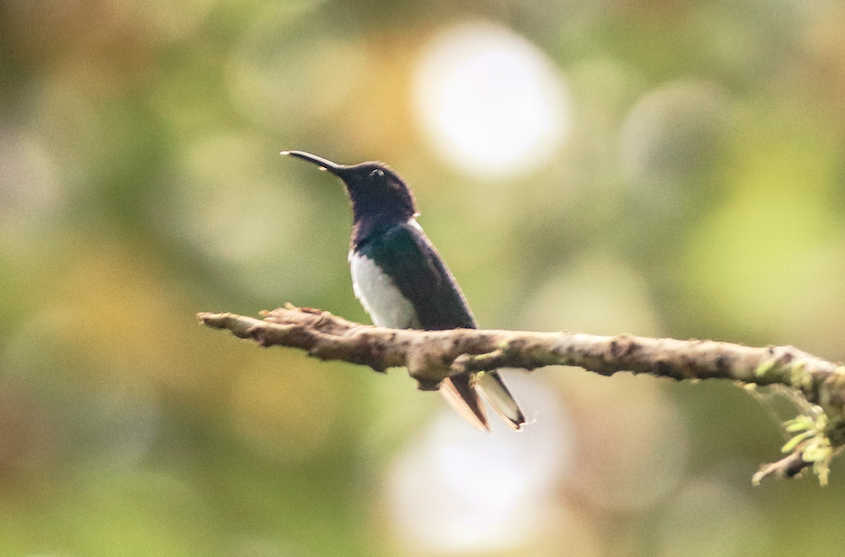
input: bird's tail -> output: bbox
[439,371,525,432]
[476,371,526,431]
[439,374,490,431]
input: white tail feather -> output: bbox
[476,371,525,431]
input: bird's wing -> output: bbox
[361,221,477,330]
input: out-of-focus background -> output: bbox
[2,0,845,555]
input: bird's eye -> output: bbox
[370,169,384,179]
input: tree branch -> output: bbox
[197,305,845,484]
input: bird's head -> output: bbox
[283,151,418,225]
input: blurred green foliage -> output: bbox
[2,0,845,555]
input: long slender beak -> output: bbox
[281,150,345,176]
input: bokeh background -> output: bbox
[2,0,845,555]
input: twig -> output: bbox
[198,305,845,484]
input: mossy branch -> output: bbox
[197,305,845,485]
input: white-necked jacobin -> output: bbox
[282,150,525,431]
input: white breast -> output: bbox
[349,251,420,329]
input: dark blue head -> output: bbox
[283,151,418,224]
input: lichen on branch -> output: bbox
[198,305,845,484]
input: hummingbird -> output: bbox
[282,150,525,431]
